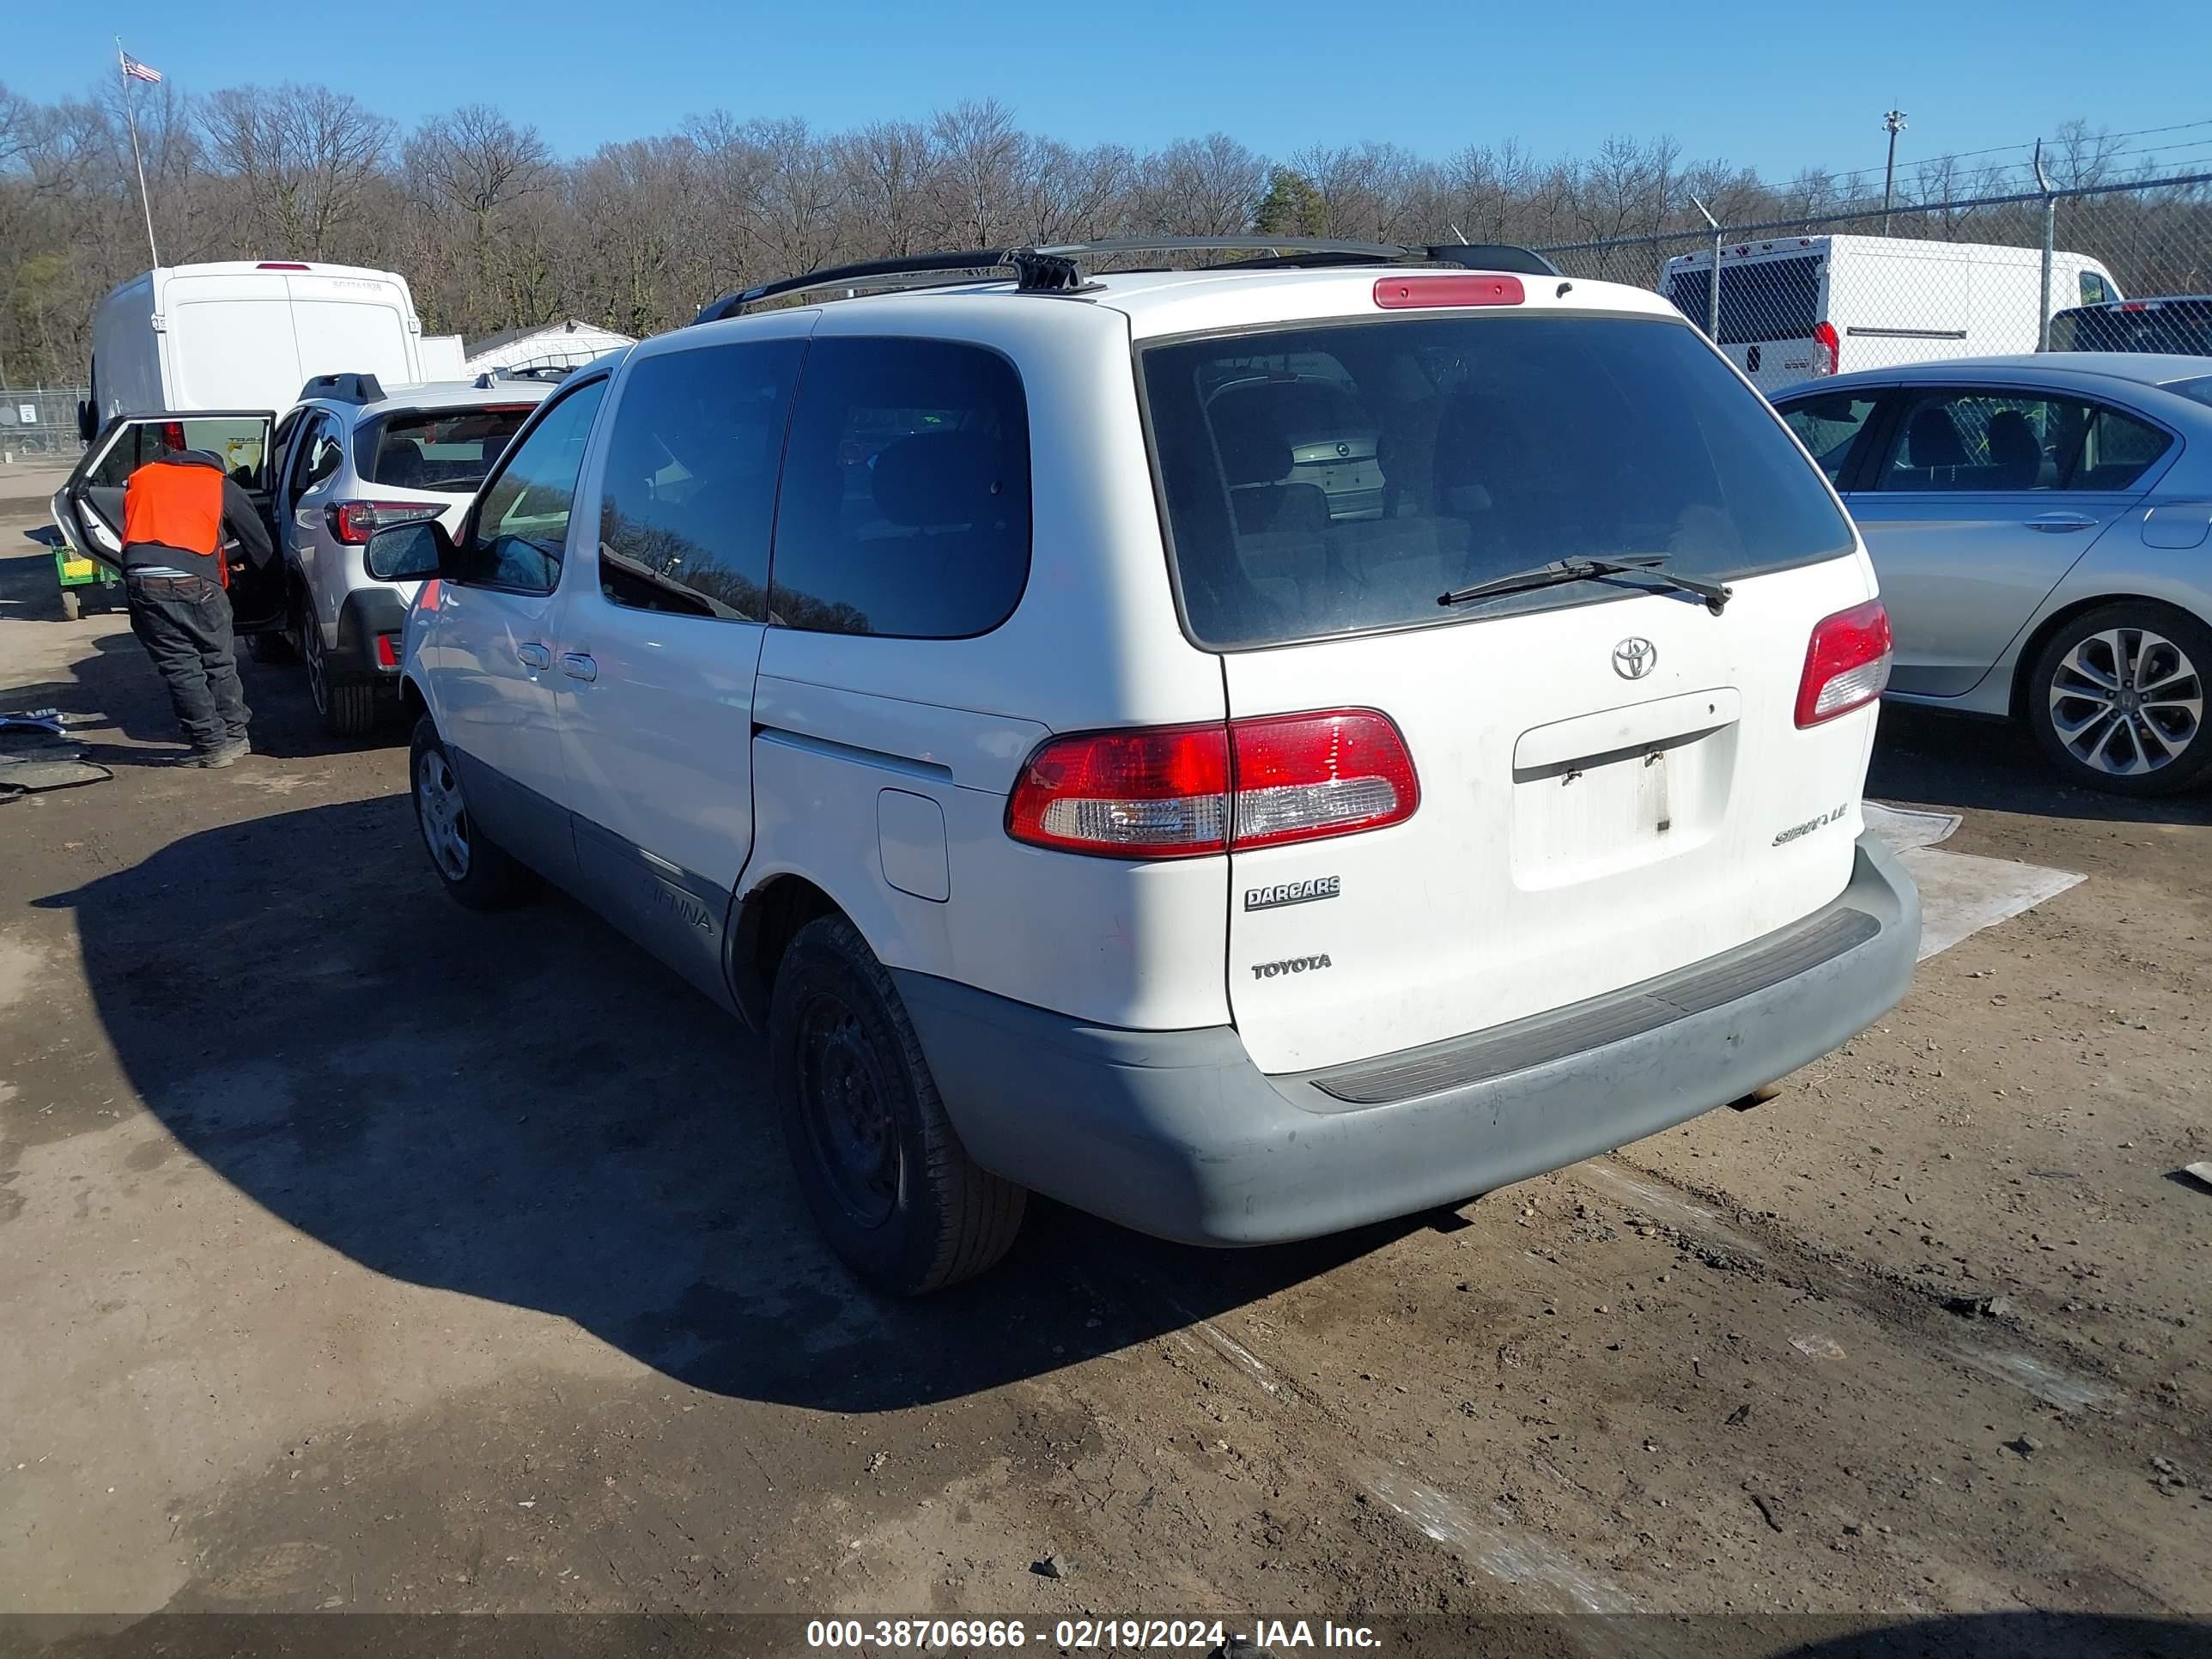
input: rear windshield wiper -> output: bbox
[1439,556,1732,615]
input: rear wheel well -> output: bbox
[397,675,428,726]
[732,875,841,1027]
[2009,592,2201,719]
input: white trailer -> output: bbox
[84,261,428,432]
[1661,234,2123,396]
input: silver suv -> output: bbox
[256,372,550,732]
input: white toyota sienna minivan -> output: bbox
[368,240,1922,1292]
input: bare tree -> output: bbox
[2,76,2197,390]
[201,83,392,258]
[835,121,940,258]
[1133,134,1264,236]
[404,104,555,331]
[932,99,1025,247]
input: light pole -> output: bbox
[1881,110,1908,234]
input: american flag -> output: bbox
[119,51,162,83]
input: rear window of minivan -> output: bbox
[1141,313,1855,651]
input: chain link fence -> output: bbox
[1536,173,2212,396]
[0,387,88,461]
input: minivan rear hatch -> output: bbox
[1140,306,1884,1075]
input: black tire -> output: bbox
[302,614,377,737]
[409,715,535,909]
[245,629,295,664]
[770,915,1025,1294]
[325,680,379,738]
[2025,600,2212,797]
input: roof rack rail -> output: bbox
[690,237,1560,324]
[299,371,386,404]
[470,365,572,388]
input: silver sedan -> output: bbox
[1777,355,2212,795]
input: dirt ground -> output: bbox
[1,493,2208,1659]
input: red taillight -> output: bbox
[328,501,441,545]
[416,578,442,611]
[1796,599,1893,728]
[1007,724,1230,857]
[1006,710,1418,859]
[1813,320,1840,376]
[374,632,400,669]
[1229,710,1421,848]
[159,421,186,452]
[1373,274,1524,310]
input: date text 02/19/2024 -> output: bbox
[805,1618,1382,1650]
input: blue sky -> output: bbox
[14,0,2212,185]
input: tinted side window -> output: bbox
[769,337,1030,638]
[292,415,342,495]
[597,339,805,623]
[2070,406,2170,491]
[1874,390,2091,494]
[1779,394,1881,486]
[462,380,608,593]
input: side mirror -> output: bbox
[365,519,455,582]
[77,401,97,444]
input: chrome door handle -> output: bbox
[515,641,551,669]
[2026,514,2097,533]
[559,652,598,683]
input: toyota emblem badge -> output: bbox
[1613,637,1658,679]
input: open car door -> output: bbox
[52,410,285,635]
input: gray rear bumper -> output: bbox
[895,832,1920,1246]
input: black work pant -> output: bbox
[125,572,249,752]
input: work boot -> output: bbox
[175,739,249,769]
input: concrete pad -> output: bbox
[1864,799,2085,961]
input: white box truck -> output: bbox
[1661,234,2123,396]
[81,261,428,434]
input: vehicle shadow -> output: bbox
[1869,702,2212,828]
[32,796,1421,1413]
[0,551,397,763]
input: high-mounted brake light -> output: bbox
[327,500,442,545]
[1007,710,1419,859]
[256,262,312,270]
[1813,320,1841,376]
[1373,274,1524,310]
[1796,599,1893,727]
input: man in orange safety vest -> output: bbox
[119,440,276,767]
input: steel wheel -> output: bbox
[2045,625,2203,779]
[795,989,901,1230]
[415,747,472,882]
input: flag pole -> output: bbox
[116,38,161,269]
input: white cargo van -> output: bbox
[1662,234,2123,396]
[82,261,428,433]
